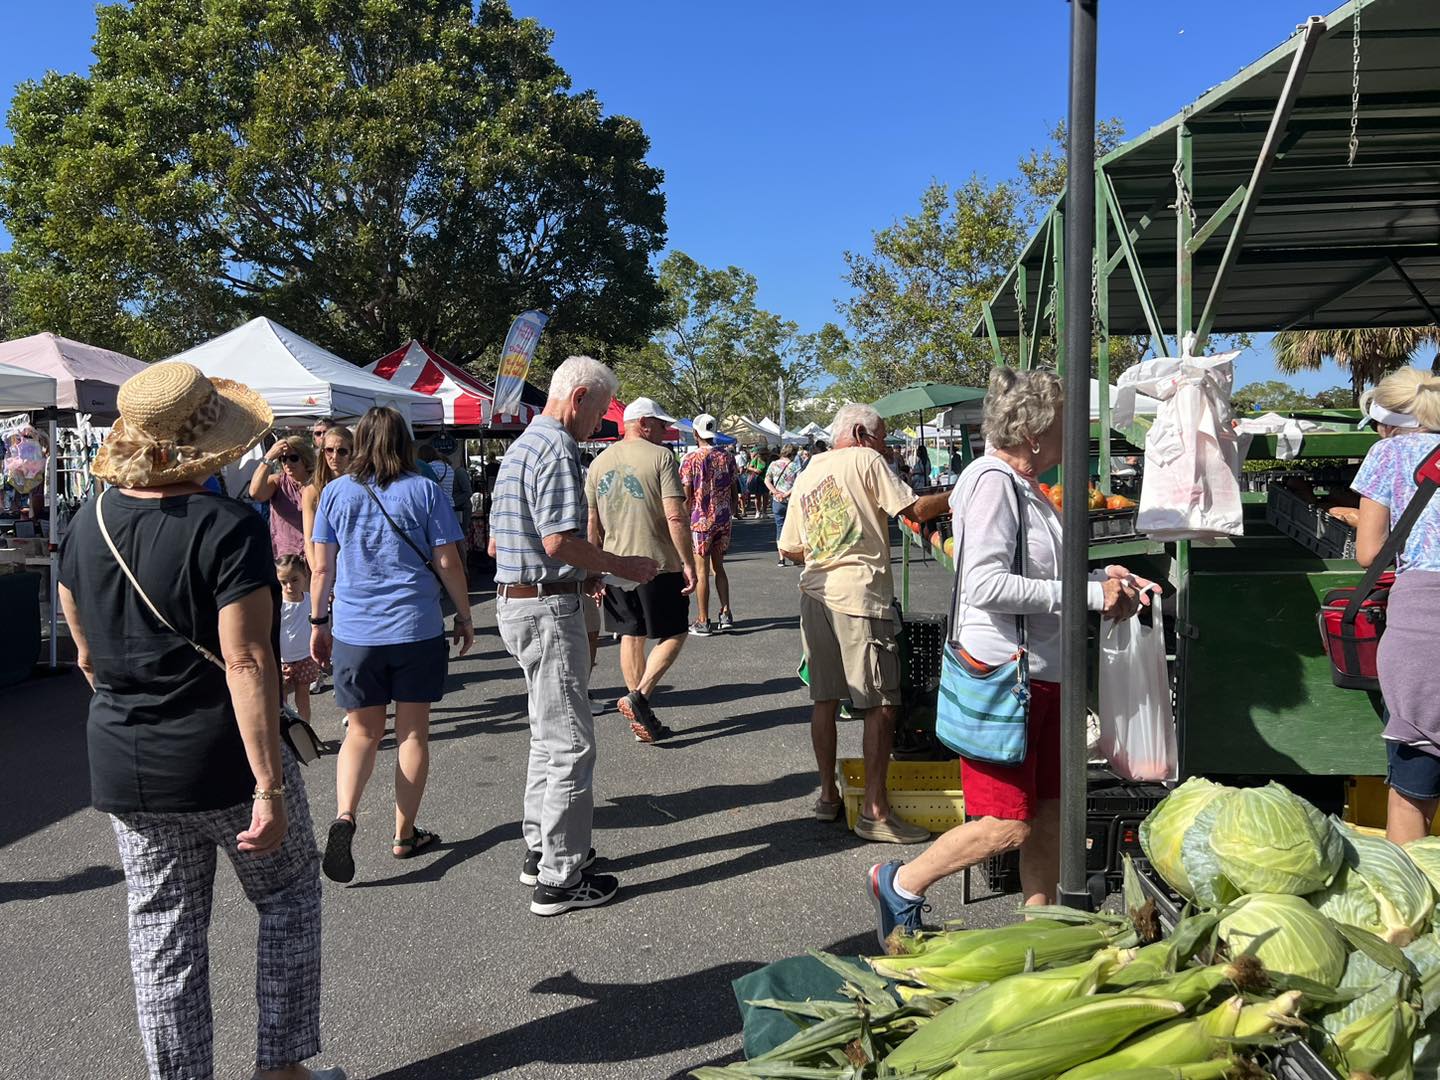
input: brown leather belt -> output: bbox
[496,581,582,599]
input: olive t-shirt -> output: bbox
[58,490,280,813]
[585,439,686,571]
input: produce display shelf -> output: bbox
[836,758,963,832]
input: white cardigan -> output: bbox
[950,456,1107,679]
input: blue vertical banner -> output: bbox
[491,310,549,419]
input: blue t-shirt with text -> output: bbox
[312,472,463,645]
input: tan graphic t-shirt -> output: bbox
[585,439,686,572]
[778,445,917,617]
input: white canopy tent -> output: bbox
[168,318,445,426]
[0,362,59,412]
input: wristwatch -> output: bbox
[308,614,330,626]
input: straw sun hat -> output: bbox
[91,362,273,486]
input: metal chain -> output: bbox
[1090,250,1103,337]
[1171,159,1197,227]
[1013,276,1027,325]
[1046,279,1058,342]
[1347,8,1361,166]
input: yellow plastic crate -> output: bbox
[838,758,965,832]
[1344,775,1440,835]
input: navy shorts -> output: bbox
[332,635,448,710]
[1387,740,1440,801]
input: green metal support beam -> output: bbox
[1102,170,1171,356]
[1014,265,1028,368]
[1194,15,1328,350]
[1096,165,1112,493]
[1177,120,1195,342]
[983,301,1005,365]
[1185,183,1247,254]
[1052,209,1066,374]
[1277,260,1393,330]
[1028,223,1053,369]
[1103,192,1168,277]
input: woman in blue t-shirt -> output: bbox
[1352,367,1440,843]
[310,407,474,882]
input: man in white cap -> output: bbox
[586,397,697,741]
[680,412,738,635]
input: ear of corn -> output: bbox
[884,949,1124,1072]
[935,995,1186,1080]
[1054,996,1243,1080]
[1329,997,1418,1080]
[1094,1063,1237,1080]
[1232,989,1305,1038]
[871,923,1120,987]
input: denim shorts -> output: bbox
[1387,740,1440,801]
[331,635,448,710]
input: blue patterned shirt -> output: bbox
[491,415,587,583]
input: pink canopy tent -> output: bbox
[367,340,538,429]
[0,332,146,417]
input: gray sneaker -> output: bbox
[689,620,712,637]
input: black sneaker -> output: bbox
[520,846,597,887]
[617,692,671,743]
[530,872,619,916]
[322,817,356,884]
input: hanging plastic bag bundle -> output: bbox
[1115,347,1244,541]
[1097,586,1176,782]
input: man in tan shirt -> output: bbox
[779,402,950,843]
[587,398,697,743]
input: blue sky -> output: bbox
[0,1,1363,393]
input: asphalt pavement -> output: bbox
[2,517,1024,1079]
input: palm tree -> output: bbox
[1271,328,1440,405]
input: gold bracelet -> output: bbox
[253,786,286,801]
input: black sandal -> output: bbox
[322,815,356,883]
[392,827,440,859]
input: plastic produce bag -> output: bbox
[1115,345,1243,541]
[1097,605,1176,782]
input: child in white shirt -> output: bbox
[276,555,318,722]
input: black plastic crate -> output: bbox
[1087,780,1168,817]
[899,612,947,693]
[1088,508,1138,542]
[1266,485,1356,559]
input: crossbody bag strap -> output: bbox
[947,464,1028,655]
[358,480,445,586]
[95,489,225,670]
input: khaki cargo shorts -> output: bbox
[799,593,900,711]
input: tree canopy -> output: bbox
[615,251,816,424]
[0,0,667,363]
[1272,328,1440,405]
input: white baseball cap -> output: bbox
[622,397,676,424]
[693,413,718,439]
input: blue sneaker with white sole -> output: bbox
[868,861,929,949]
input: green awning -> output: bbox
[870,382,986,418]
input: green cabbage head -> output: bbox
[1313,820,1435,946]
[1216,892,1348,986]
[1205,783,1344,898]
[1406,837,1440,900]
[1138,777,1227,900]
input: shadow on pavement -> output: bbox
[657,705,809,748]
[0,668,94,851]
[0,863,124,904]
[594,772,816,829]
[346,820,520,889]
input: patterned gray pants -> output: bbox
[110,753,322,1079]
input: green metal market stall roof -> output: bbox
[980,0,1440,341]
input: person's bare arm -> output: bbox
[433,542,474,655]
[542,530,658,583]
[218,587,286,854]
[300,485,319,568]
[898,491,952,524]
[1355,496,1390,568]
[664,496,697,594]
[309,542,337,667]
[588,505,604,548]
[248,441,286,502]
[58,584,93,689]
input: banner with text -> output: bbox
[491,310,549,420]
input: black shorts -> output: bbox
[332,635,448,710]
[603,571,690,640]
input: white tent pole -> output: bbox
[47,415,58,670]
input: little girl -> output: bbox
[276,554,319,723]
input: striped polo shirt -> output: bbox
[491,414,587,584]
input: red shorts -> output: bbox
[959,679,1061,822]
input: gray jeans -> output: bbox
[496,592,595,887]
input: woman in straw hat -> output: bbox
[56,362,344,1080]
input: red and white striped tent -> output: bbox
[366,339,539,428]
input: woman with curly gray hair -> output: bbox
[868,366,1152,941]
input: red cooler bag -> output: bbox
[1317,574,1393,691]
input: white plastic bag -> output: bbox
[1115,347,1244,541]
[1097,608,1176,782]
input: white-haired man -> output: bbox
[779,402,951,844]
[492,356,659,916]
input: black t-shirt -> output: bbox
[58,490,280,813]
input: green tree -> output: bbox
[1272,329,1440,405]
[1232,380,1314,413]
[615,251,813,424]
[1311,385,1357,409]
[0,0,666,362]
[1016,117,1129,222]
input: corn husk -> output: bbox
[869,922,1117,988]
[1329,997,1418,1080]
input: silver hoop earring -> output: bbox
[1029,443,1041,455]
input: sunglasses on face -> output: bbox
[324,447,350,458]
[280,454,302,464]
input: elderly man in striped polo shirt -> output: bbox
[491,356,658,916]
